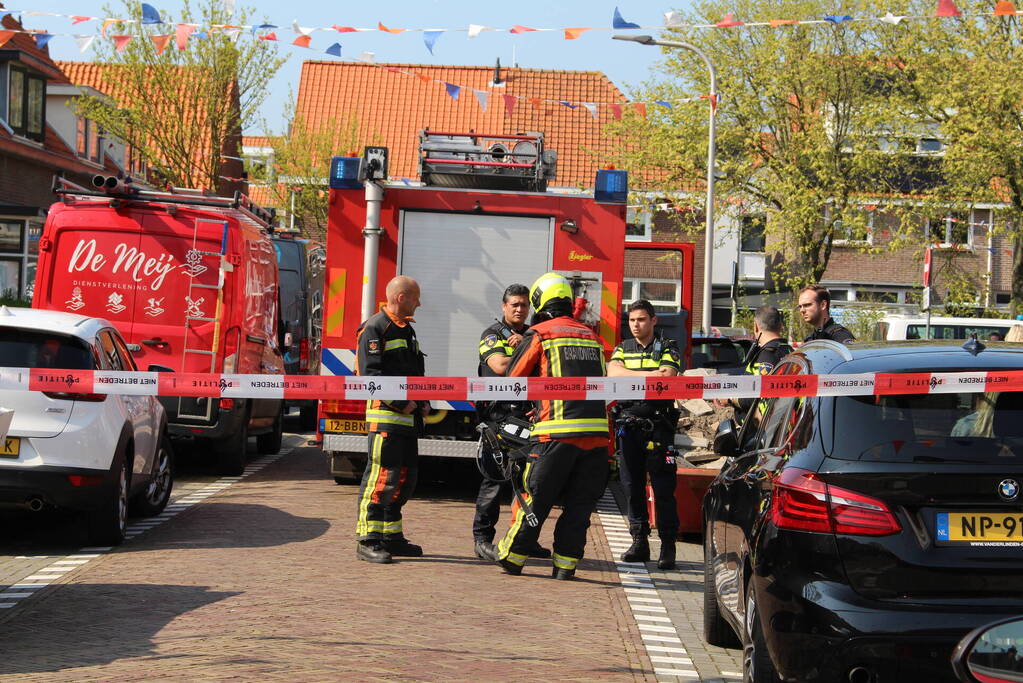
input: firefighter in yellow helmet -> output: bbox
[493,272,611,580]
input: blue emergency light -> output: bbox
[594,169,628,203]
[329,156,363,189]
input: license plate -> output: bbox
[322,418,367,434]
[0,437,19,458]
[936,512,1023,545]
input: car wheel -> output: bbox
[215,422,249,476]
[133,435,174,517]
[256,408,284,455]
[88,459,129,546]
[743,591,779,683]
[704,524,741,647]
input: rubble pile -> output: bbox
[674,368,734,469]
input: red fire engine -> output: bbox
[317,131,694,479]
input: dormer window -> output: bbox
[7,65,46,143]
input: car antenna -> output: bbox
[962,333,985,356]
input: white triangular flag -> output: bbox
[225,28,242,42]
[292,20,314,36]
[880,12,905,24]
[468,24,487,39]
[473,89,489,112]
[74,34,96,52]
[664,12,685,27]
[582,102,599,119]
[358,51,375,63]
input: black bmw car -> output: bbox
[702,339,1023,683]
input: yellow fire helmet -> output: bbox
[530,272,574,313]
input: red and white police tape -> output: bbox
[4,368,1023,401]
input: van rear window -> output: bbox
[831,390,1023,463]
[906,324,1010,340]
[0,329,94,370]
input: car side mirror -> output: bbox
[147,364,173,373]
[713,418,739,459]
[952,616,1023,682]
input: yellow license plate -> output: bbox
[0,437,20,458]
[323,419,367,434]
[937,512,1023,544]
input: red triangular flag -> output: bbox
[935,0,961,16]
[378,22,404,34]
[71,16,94,25]
[333,25,359,32]
[112,35,132,52]
[292,35,312,48]
[563,27,591,39]
[609,104,622,121]
[175,24,195,50]
[503,94,517,116]
[510,25,537,34]
[716,13,745,27]
[151,34,171,54]
[633,102,648,119]
[259,32,278,41]
[994,0,1017,14]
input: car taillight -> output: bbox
[769,468,901,537]
[43,392,107,402]
[321,399,364,415]
[68,474,104,487]
[299,338,310,371]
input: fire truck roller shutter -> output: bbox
[396,210,553,387]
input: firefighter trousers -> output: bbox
[617,429,679,538]
[356,431,419,541]
[473,477,507,543]
[496,440,609,571]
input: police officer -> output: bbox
[473,284,550,561]
[494,272,611,580]
[607,300,682,570]
[798,286,855,343]
[354,276,428,564]
[717,306,794,421]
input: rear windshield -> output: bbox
[0,328,95,370]
[906,324,1010,340]
[691,340,746,369]
[274,240,304,273]
[831,390,1023,463]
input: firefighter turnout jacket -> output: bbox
[355,309,426,435]
[506,315,609,440]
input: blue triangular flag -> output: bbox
[254,23,277,31]
[35,33,53,49]
[192,31,207,40]
[141,3,163,24]
[423,30,443,55]
[654,100,673,109]
[823,14,853,23]
[559,101,578,109]
[613,7,640,29]
[444,82,461,100]
[326,42,342,57]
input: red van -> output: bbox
[33,177,284,475]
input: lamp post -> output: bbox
[613,34,718,335]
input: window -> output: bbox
[833,210,875,245]
[856,290,898,304]
[622,278,680,313]
[89,123,103,164]
[996,293,1012,305]
[626,206,652,241]
[6,66,45,142]
[927,211,973,248]
[76,117,87,157]
[0,220,41,299]
[0,222,23,252]
[917,138,944,154]
[740,215,766,252]
[97,331,124,371]
[8,68,24,130]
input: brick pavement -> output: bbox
[0,445,658,682]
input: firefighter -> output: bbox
[607,299,682,570]
[354,275,428,564]
[798,285,855,343]
[494,272,611,580]
[473,284,550,561]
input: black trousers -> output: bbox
[355,431,419,541]
[473,477,507,543]
[496,440,609,571]
[617,428,679,538]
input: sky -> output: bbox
[23,1,693,134]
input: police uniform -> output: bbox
[495,273,610,579]
[736,337,793,418]
[473,318,529,546]
[611,336,683,554]
[354,308,425,548]
[804,317,854,344]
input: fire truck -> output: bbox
[318,131,694,480]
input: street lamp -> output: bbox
[613,34,718,336]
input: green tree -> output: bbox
[608,0,919,293]
[877,1,1023,315]
[73,0,284,192]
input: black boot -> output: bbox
[657,537,676,570]
[621,524,651,563]
[381,536,423,557]
[357,540,393,564]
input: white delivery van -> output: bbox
[873,314,1016,341]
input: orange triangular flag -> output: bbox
[378,22,405,34]
[151,34,171,54]
[935,0,961,16]
[101,18,119,38]
[994,0,1017,14]
[633,102,648,119]
[259,32,278,41]
[769,19,800,27]
[112,35,132,52]
[416,73,432,83]
[563,27,591,39]
[175,24,195,50]
[292,35,312,48]
[528,97,543,110]
[0,31,13,48]
[609,103,622,121]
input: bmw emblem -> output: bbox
[998,479,1020,502]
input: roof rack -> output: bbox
[52,175,276,230]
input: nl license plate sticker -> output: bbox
[935,512,1023,546]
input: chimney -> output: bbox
[490,58,505,88]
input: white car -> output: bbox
[0,307,173,545]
